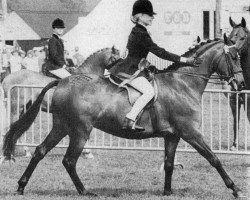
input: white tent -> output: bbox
[63,0,135,57]
[0,12,40,41]
[63,0,215,58]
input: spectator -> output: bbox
[19,50,26,60]
[72,46,85,67]
[9,50,22,73]
[21,50,40,72]
[64,50,75,67]
[38,48,47,72]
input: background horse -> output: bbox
[0,47,119,158]
[2,35,245,198]
[228,17,250,150]
[2,47,120,118]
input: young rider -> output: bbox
[109,0,199,131]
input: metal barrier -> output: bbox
[0,85,4,144]
[4,85,250,155]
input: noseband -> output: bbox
[221,45,242,84]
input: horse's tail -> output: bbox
[3,80,60,158]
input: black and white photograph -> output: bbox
[0,0,249,199]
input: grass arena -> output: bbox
[0,82,249,200]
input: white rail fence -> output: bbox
[1,85,250,155]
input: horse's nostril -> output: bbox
[237,82,245,91]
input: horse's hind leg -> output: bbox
[16,116,67,195]
[181,127,243,198]
[62,124,95,196]
[163,135,180,196]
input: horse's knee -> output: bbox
[62,157,76,169]
[164,161,174,174]
[33,146,46,160]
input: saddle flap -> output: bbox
[109,74,158,105]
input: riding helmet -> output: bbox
[132,0,156,16]
[52,18,65,29]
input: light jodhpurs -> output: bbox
[126,76,155,121]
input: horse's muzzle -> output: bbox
[229,79,245,91]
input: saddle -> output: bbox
[108,58,158,106]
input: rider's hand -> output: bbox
[62,64,67,69]
[181,57,203,67]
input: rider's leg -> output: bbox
[122,76,154,131]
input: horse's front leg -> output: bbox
[229,94,241,150]
[163,134,180,196]
[181,126,243,198]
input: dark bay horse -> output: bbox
[2,36,245,197]
[228,17,250,150]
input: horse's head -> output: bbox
[104,46,120,68]
[229,17,249,54]
[77,46,120,75]
[215,34,245,91]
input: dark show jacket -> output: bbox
[109,24,181,77]
[47,34,65,70]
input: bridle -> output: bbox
[106,56,122,70]
[162,45,242,84]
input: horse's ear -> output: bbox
[223,33,229,45]
[197,36,201,43]
[229,17,236,27]
[111,45,116,53]
[241,17,246,28]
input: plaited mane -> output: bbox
[167,39,222,71]
[79,48,110,68]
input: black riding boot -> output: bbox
[122,118,145,131]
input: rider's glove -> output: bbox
[181,56,203,67]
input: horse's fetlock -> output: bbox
[18,179,28,188]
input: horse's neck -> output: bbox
[165,46,222,94]
[239,33,250,89]
[77,55,105,75]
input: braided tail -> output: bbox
[2,80,59,159]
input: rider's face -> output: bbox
[139,14,154,26]
[53,28,65,36]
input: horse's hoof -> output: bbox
[14,190,24,195]
[174,162,184,169]
[163,190,173,196]
[80,190,97,196]
[233,190,245,198]
[230,146,237,151]
[0,156,15,165]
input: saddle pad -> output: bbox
[109,74,158,105]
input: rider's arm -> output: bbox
[142,32,198,65]
[141,32,187,63]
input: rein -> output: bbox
[158,45,241,82]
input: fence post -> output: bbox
[0,85,5,146]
